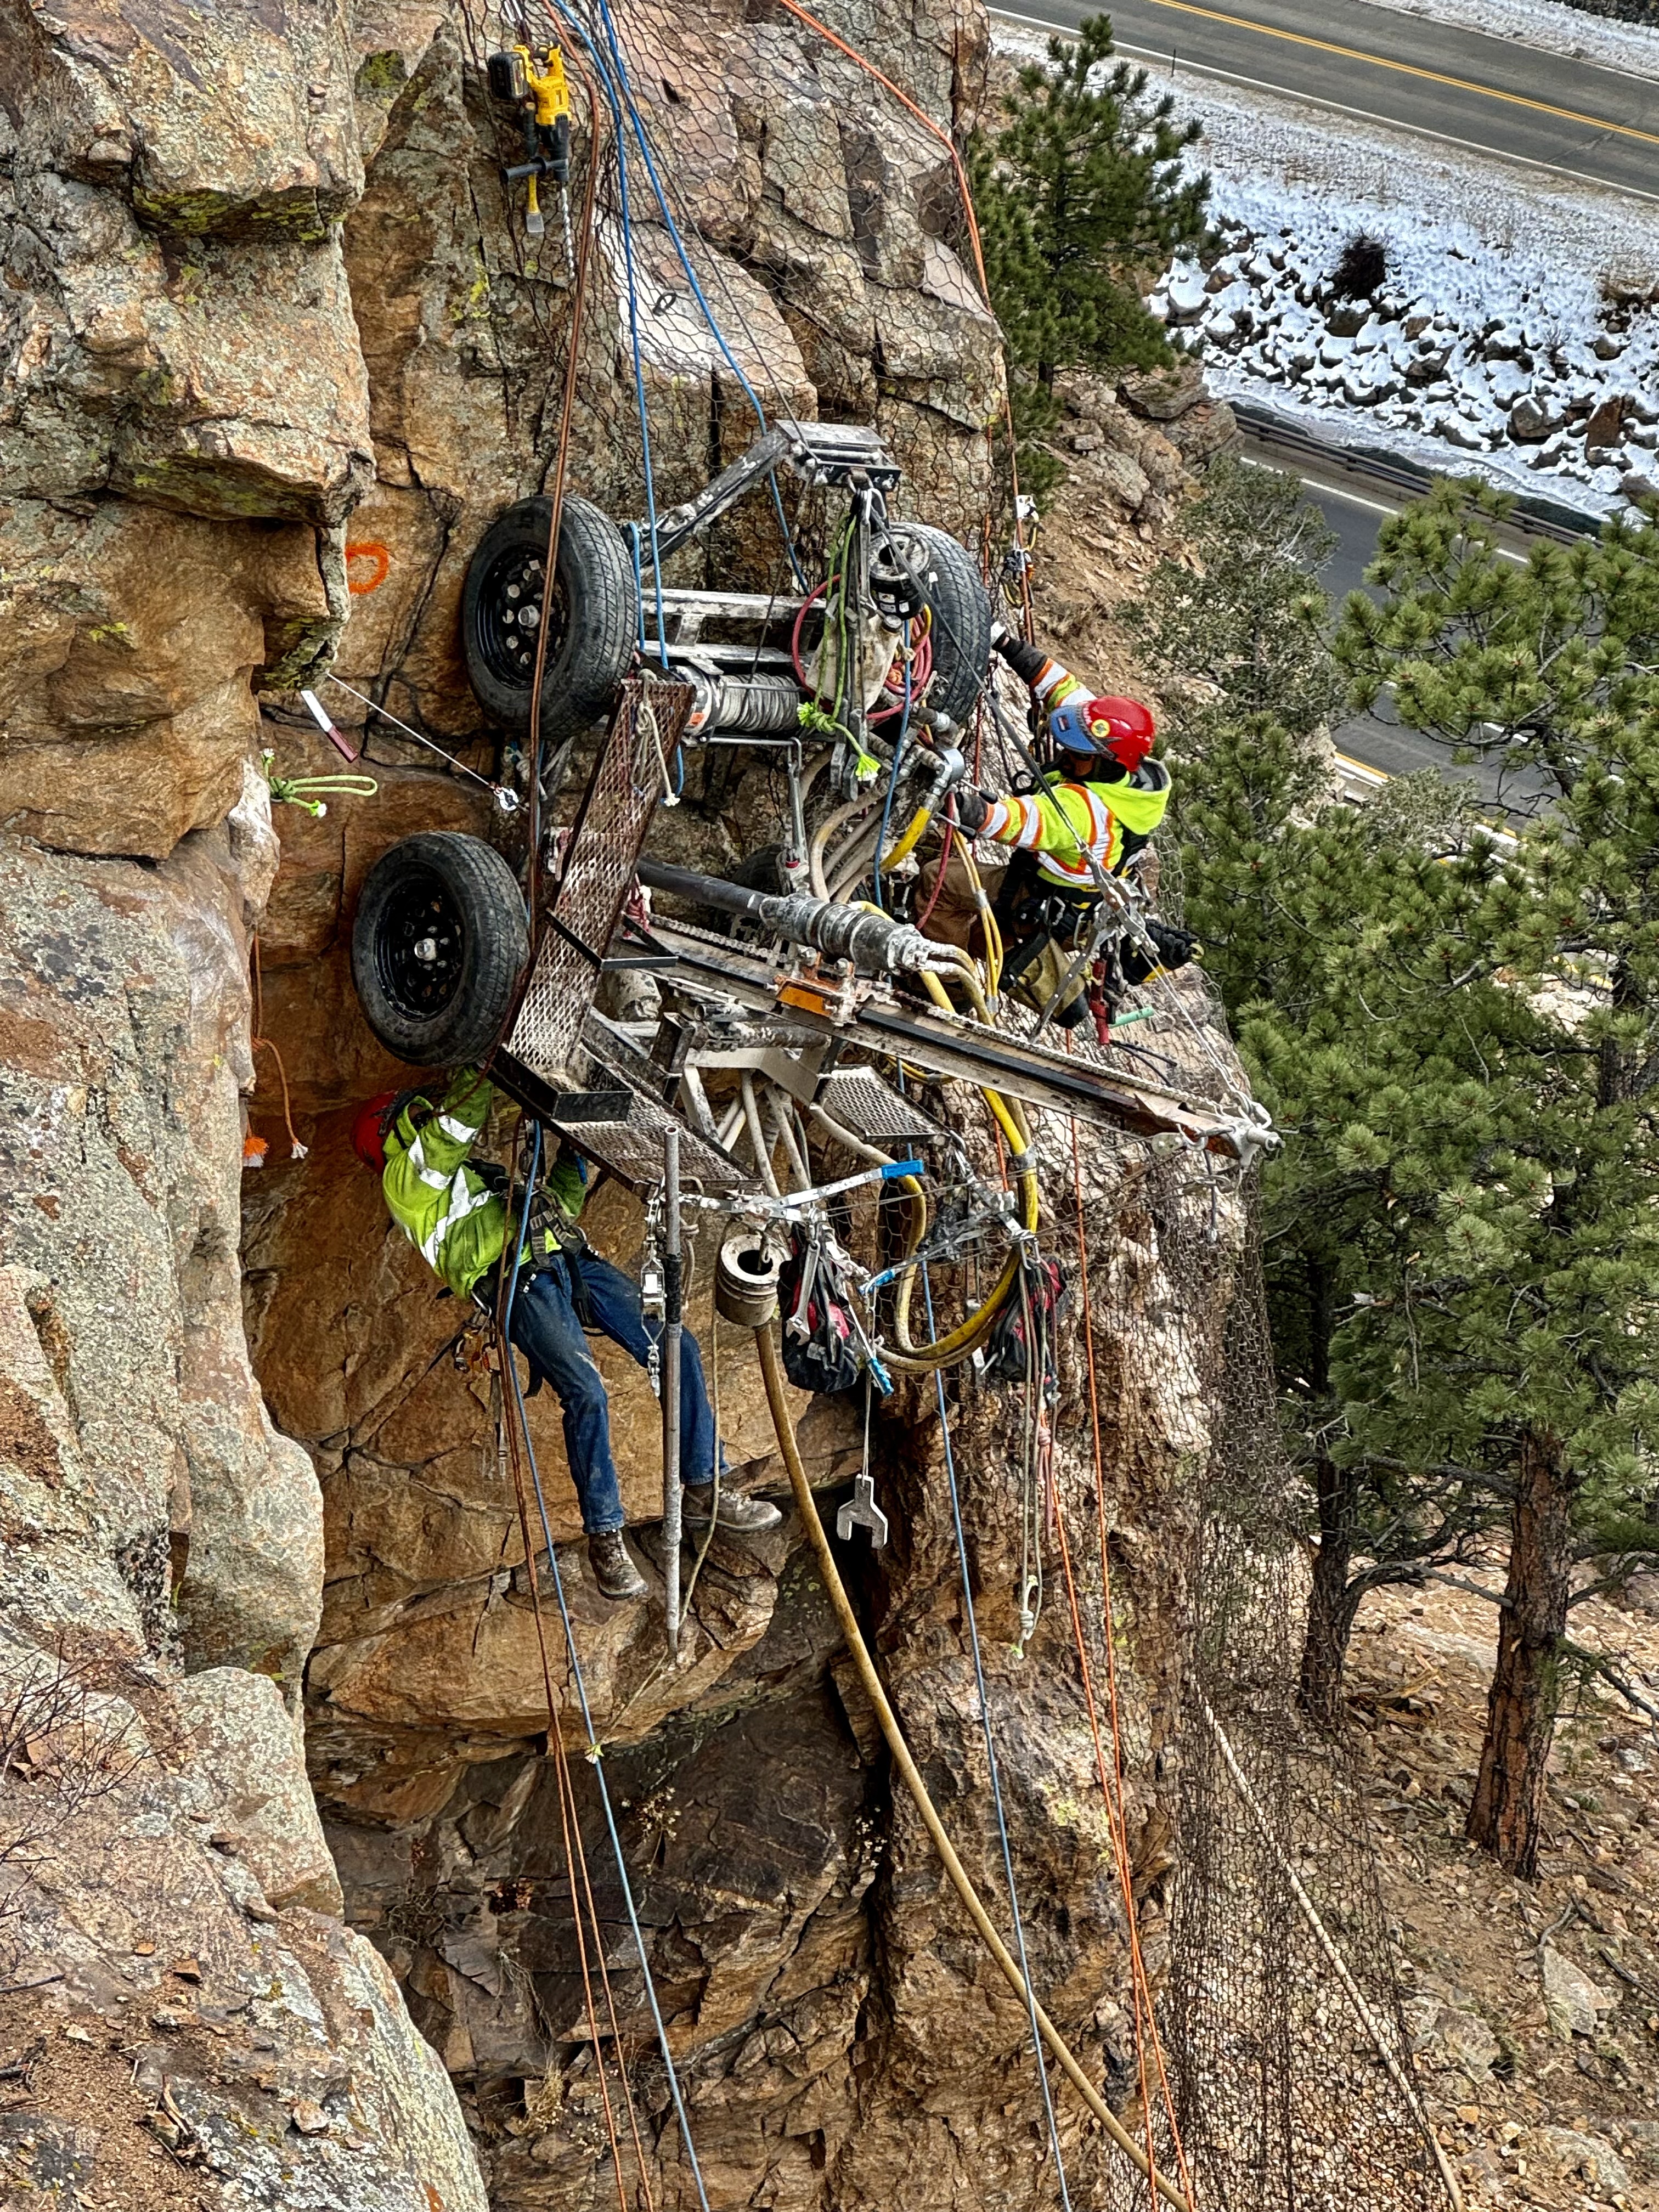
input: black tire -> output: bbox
[460,494,639,755]
[886,521,994,729]
[351,832,529,1068]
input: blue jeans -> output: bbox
[507,1250,722,1536]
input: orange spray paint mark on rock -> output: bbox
[345,541,391,595]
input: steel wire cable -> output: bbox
[921,1268,1074,2209]
[497,1127,714,2212]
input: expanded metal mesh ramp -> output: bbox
[507,678,693,1082]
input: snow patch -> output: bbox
[1138,71,1659,516]
[1353,0,1659,84]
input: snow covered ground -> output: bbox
[992,24,1659,518]
[1355,0,1659,82]
[1149,72,1659,515]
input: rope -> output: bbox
[753,1321,1190,2212]
[527,46,604,950]
[1064,1110,1194,2204]
[543,0,806,588]
[492,1177,634,2211]
[763,0,1035,640]
[491,1127,695,2204]
[540,1,668,658]
[922,1271,1074,2208]
[503,1336,716,2212]
[247,939,306,1163]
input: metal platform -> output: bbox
[630,915,1273,1164]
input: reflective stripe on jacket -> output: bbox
[980,760,1171,889]
[382,1070,504,1299]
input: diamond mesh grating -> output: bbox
[508,677,693,1078]
[815,1065,946,1152]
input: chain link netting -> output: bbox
[1158,1164,1446,2211]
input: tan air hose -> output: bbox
[753,1323,1190,2212]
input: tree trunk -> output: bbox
[1296,1256,1357,1728]
[1299,1455,1359,1728]
[1466,1429,1575,1879]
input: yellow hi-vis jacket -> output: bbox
[979,759,1171,891]
[381,1070,588,1300]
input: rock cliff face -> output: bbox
[0,1,1241,2207]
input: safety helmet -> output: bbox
[1048,695,1156,772]
[352,1091,400,1173]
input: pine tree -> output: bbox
[1311,487,1659,1873]
[967,14,1209,487]
[1147,470,1659,1838]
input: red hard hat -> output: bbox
[352,1091,399,1172]
[1088,696,1156,771]
[1049,693,1156,771]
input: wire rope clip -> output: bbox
[836,1470,888,1549]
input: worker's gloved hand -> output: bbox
[1120,919,1201,988]
[950,786,992,836]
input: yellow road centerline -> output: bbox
[1125,0,1659,148]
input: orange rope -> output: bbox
[248,938,306,1160]
[768,0,1036,640]
[498,1370,634,2212]
[1065,1107,1195,2203]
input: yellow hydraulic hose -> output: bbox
[825,912,1039,1371]
[754,1324,1190,2212]
[879,802,932,872]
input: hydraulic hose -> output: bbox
[754,1325,1190,2212]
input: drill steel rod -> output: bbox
[662,1127,683,1661]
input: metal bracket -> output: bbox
[490,1049,633,1127]
[837,1471,889,1549]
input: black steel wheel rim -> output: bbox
[472,544,567,690]
[376,868,466,1018]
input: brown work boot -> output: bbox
[587,1530,646,1601]
[682,1483,781,1534]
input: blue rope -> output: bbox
[870,644,912,912]
[546,2,668,663]
[497,1130,713,2212]
[562,0,806,590]
[921,1266,1075,2209]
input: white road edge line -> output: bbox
[990,9,1659,206]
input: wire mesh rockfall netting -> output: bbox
[1161,1182,1446,2211]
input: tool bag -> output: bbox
[981,1254,1066,1393]
[780,1231,865,1395]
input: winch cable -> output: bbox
[550,0,808,589]
[1063,1101,1195,2202]
[921,1271,1075,2209]
[761,0,1035,643]
[753,1323,1190,2212]
[503,1339,716,2212]
[526,49,603,949]
[495,1132,706,2208]
[493,1152,640,2211]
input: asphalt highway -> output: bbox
[997,0,1659,200]
[1289,467,1556,814]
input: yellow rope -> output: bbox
[755,1325,1190,2212]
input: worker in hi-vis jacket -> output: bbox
[353,1069,778,1601]
[947,624,1195,1023]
